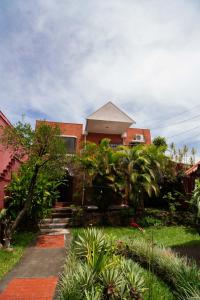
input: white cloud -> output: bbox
[1,0,200,154]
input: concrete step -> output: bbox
[40,218,71,224]
[39,228,70,235]
[39,222,71,229]
[52,207,73,213]
[51,212,72,218]
[54,202,73,208]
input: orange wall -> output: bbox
[36,120,83,151]
[86,133,122,145]
[36,121,151,151]
[124,128,151,145]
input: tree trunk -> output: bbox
[11,165,40,234]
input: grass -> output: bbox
[73,225,200,247]
[0,231,36,279]
[71,226,200,299]
[138,266,175,299]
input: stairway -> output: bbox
[39,204,73,234]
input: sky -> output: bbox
[1,0,200,158]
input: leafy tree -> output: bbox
[1,120,67,238]
[76,139,123,210]
[117,145,168,210]
[152,136,167,151]
[77,140,169,212]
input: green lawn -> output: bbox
[72,226,199,300]
[73,225,200,248]
[0,231,36,279]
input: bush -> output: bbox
[5,164,61,222]
[59,228,147,300]
[116,238,200,299]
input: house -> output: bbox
[0,111,24,208]
[36,101,151,204]
[36,101,151,154]
[184,161,200,194]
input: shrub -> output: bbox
[116,238,200,299]
[59,228,147,300]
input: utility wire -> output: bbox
[146,103,200,127]
[166,125,200,139]
[151,112,200,130]
[177,131,200,145]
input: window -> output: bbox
[61,136,77,154]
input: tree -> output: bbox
[76,139,122,209]
[153,136,168,151]
[117,144,168,210]
[1,120,67,239]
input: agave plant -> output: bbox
[59,228,148,300]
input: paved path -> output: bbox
[0,230,71,300]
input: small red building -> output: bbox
[0,112,24,208]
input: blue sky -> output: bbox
[1,0,200,157]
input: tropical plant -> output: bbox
[1,120,67,243]
[191,180,200,230]
[76,139,123,209]
[152,136,167,151]
[59,228,147,300]
[117,144,168,210]
[116,238,200,300]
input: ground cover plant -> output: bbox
[68,226,200,300]
[59,228,175,300]
[0,231,35,279]
[116,238,200,299]
[73,226,200,248]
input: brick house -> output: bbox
[0,111,25,208]
[36,102,151,205]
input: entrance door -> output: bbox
[57,175,73,203]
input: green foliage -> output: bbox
[77,140,169,211]
[163,191,182,216]
[59,228,147,300]
[1,120,68,240]
[5,164,61,220]
[152,136,168,151]
[0,231,35,279]
[191,179,200,221]
[117,238,200,300]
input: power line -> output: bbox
[146,103,200,127]
[178,131,200,145]
[151,112,200,130]
[166,125,200,139]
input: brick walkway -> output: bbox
[0,232,70,300]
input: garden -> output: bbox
[0,121,200,299]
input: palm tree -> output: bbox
[191,147,197,164]
[117,145,167,210]
[183,145,189,164]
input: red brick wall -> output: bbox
[86,133,123,145]
[124,128,151,145]
[36,120,83,151]
[36,121,151,151]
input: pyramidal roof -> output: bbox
[87,101,135,124]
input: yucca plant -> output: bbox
[59,228,147,300]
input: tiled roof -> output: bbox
[185,161,200,176]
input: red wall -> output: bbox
[86,133,122,145]
[0,112,24,208]
[36,120,83,151]
[36,121,151,151]
[124,128,151,145]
